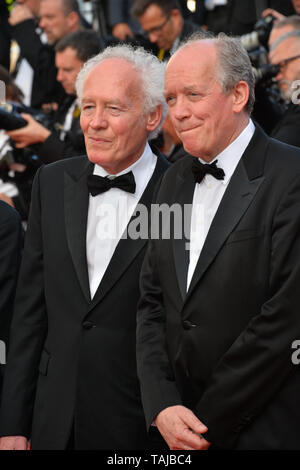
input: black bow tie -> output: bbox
[191,158,225,184]
[87,171,136,196]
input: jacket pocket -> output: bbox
[226,228,264,245]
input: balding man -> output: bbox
[136,33,300,450]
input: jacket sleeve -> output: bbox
[136,184,182,429]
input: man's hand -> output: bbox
[262,8,285,21]
[155,405,211,450]
[6,114,51,148]
[112,23,134,40]
[9,5,34,26]
[0,436,28,450]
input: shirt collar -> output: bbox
[93,142,156,198]
[198,119,255,185]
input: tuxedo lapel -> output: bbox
[87,154,169,312]
[172,159,195,301]
[185,126,268,303]
[64,158,94,304]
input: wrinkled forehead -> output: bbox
[82,58,144,103]
[165,41,218,84]
[86,58,141,88]
[168,40,217,70]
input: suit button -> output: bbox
[182,320,197,330]
[82,321,95,330]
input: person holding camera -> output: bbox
[131,0,202,61]
[268,15,300,147]
[6,30,102,165]
[9,0,88,109]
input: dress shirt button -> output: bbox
[82,321,95,330]
[182,320,197,330]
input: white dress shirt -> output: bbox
[86,142,157,299]
[186,119,255,291]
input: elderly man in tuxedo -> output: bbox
[136,33,300,450]
[0,44,169,450]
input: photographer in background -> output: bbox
[131,0,202,61]
[268,15,300,147]
[9,0,87,109]
[6,30,102,165]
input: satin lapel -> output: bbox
[64,158,94,304]
[185,126,268,303]
[88,155,169,312]
[172,159,195,301]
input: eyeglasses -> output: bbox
[276,54,300,72]
[143,15,171,36]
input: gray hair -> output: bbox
[269,16,300,51]
[76,44,167,139]
[176,32,255,114]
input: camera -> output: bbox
[241,14,275,52]
[0,102,52,171]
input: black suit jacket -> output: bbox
[271,103,300,149]
[136,126,300,449]
[0,152,169,450]
[0,201,22,401]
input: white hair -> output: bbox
[76,44,168,139]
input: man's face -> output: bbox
[292,0,300,14]
[16,0,41,17]
[55,47,83,95]
[164,42,244,161]
[269,28,300,101]
[39,0,70,44]
[138,4,181,50]
[80,58,160,174]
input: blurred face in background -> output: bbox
[16,0,41,17]
[39,0,78,44]
[138,4,183,50]
[55,47,83,95]
[292,0,300,14]
[269,31,300,101]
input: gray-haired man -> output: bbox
[0,44,169,450]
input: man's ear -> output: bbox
[232,81,249,113]
[66,11,80,30]
[146,104,162,132]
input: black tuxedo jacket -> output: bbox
[0,202,22,401]
[137,126,300,449]
[0,152,169,450]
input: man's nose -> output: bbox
[90,109,108,129]
[148,31,159,43]
[56,69,64,83]
[39,17,46,29]
[172,98,190,121]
